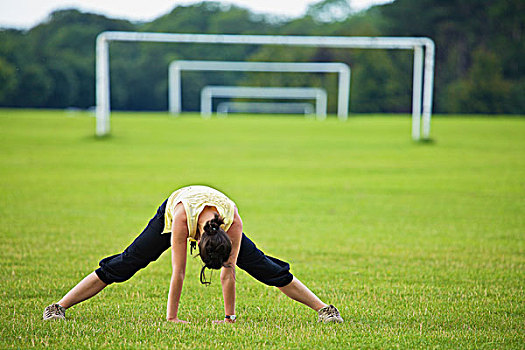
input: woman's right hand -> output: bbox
[167,317,189,324]
[166,212,190,326]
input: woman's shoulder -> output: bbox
[171,202,187,221]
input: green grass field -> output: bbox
[1,109,524,349]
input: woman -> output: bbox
[43,185,343,323]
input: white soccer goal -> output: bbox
[201,86,327,119]
[168,60,350,119]
[96,32,435,140]
[217,102,314,116]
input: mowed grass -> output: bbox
[0,109,523,349]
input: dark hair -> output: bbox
[198,214,232,285]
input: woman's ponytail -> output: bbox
[198,214,232,285]
[203,215,223,236]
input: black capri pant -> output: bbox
[95,200,294,287]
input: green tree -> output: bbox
[20,9,135,108]
[0,0,522,113]
[135,2,280,110]
[15,65,54,107]
[378,0,524,114]
[0,57,18,104]
[447,48,512,113]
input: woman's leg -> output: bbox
[57,272,107,309]
[236,234,343,322]
[277,277,326,311]
[48,200,170,312]
[94,200,170,285]
[236,234,326,311]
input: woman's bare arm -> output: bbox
[219,208,243,322]
[166,204,189,323]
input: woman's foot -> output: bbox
[43,304,66,320]
[317,304,343,323]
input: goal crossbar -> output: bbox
[217,102,314,116]
[96,31,435,140]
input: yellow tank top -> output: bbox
[163,186,236,241]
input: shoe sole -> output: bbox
[43,315,65,321]
[319,316,344,323]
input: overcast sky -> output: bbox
[0,0,394,29]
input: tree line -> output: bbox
[0,0,523,114]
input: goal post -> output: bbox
[200,86,328,119]
[168,60,350,119]
[96,31,435,140]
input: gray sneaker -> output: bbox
[317,304,343,323]
[43,304,66,320]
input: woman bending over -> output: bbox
[43,185,343,323]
